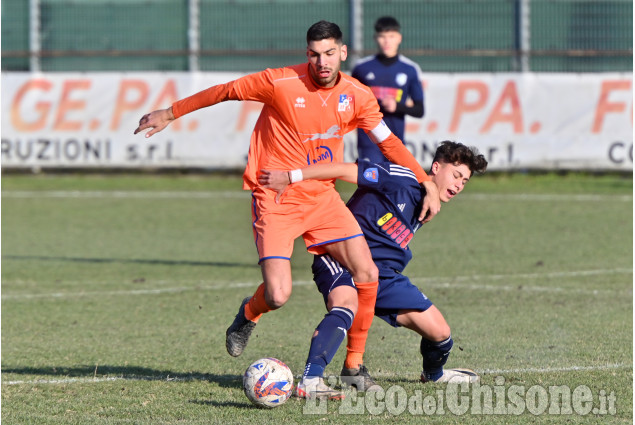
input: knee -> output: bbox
[327,288,358,316]
[329,300,357,317]
[264,287,291,309]
[352,262,378,284]
[428,323,451,342]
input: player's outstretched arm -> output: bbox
[134,107,175,138]
[299,162,358,184]
[259,163,358,200]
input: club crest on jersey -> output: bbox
[396,73,408,86]
[363,168,378,182]
[338,94,353,112]
[307,145,333,165]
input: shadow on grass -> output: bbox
[2,254,258,269]
[1,364,241,389]
[190,400,253,408]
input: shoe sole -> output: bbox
[421,368,480,384]
[295,389,345,400]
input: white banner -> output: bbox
[1,72,632,170]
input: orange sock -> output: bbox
[244,283,272,323]
[345,352,364,370]
[345,280,378,369]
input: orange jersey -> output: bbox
[172,63,428,200]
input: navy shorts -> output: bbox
[312,254,434,327]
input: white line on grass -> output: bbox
[2,268,631,300]
[1,190,250,199]
[2,190,632,202]
[3,363,631,386]
[464,193,633,202]
[477,363,631,375]
[2,375,212,386]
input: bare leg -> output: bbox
[323,236,378,373]
[395,305,451,342]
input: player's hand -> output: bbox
[419,180,441,224]
[258,169,290,203]
[380,96,397,113]
[134,107,175,138]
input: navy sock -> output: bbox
[420,336,453,381]
[303,307,354,379]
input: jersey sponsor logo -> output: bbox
[377,212,413,249]
[307,145,333,165]
[338,94,353,112]
[396,72,408,86]
[370,86,404,102]
[300,125,342,144]
[294,97,306,108]
[363,168,378,182]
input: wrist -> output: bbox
[289,169,303,184]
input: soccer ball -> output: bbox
[243,357,294,408]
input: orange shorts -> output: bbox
[251,187,363,262]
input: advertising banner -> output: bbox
[2,72,631,170]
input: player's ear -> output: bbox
[430,161,440,175]
[340,44,348,61]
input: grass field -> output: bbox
[1,172,632,424]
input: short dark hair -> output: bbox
[374,16,401,33]
[307,21,343,44]
[432,141,488,176]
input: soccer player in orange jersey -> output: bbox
[134,21,440,397]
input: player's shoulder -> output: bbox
[340,72,374,96]
[266,63,309,83]
[357,160,419,194]
[352,54,377,70]
[366,160,419,181]
[397,55,423,76]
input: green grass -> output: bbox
[2,173,632,424]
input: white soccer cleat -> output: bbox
[421,368,480,384]
[295,377,345,400]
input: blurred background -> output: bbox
[1,0,633,172]
[2,0,632,73]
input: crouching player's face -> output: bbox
[430,161,471,203]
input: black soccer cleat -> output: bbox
[225,297,257,357]
[340,364,381,392]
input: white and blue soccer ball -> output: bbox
[243,357,294,408]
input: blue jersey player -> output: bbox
[259,141,487,399]
[352,17,425,163]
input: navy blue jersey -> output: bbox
[352,54,424,158]
[345,159,423,272]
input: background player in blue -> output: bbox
[352,16,425,162]
[259,141,487,398]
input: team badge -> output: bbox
[338,94,353,112]
[363,168,378,182]
[396,73,408,86]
